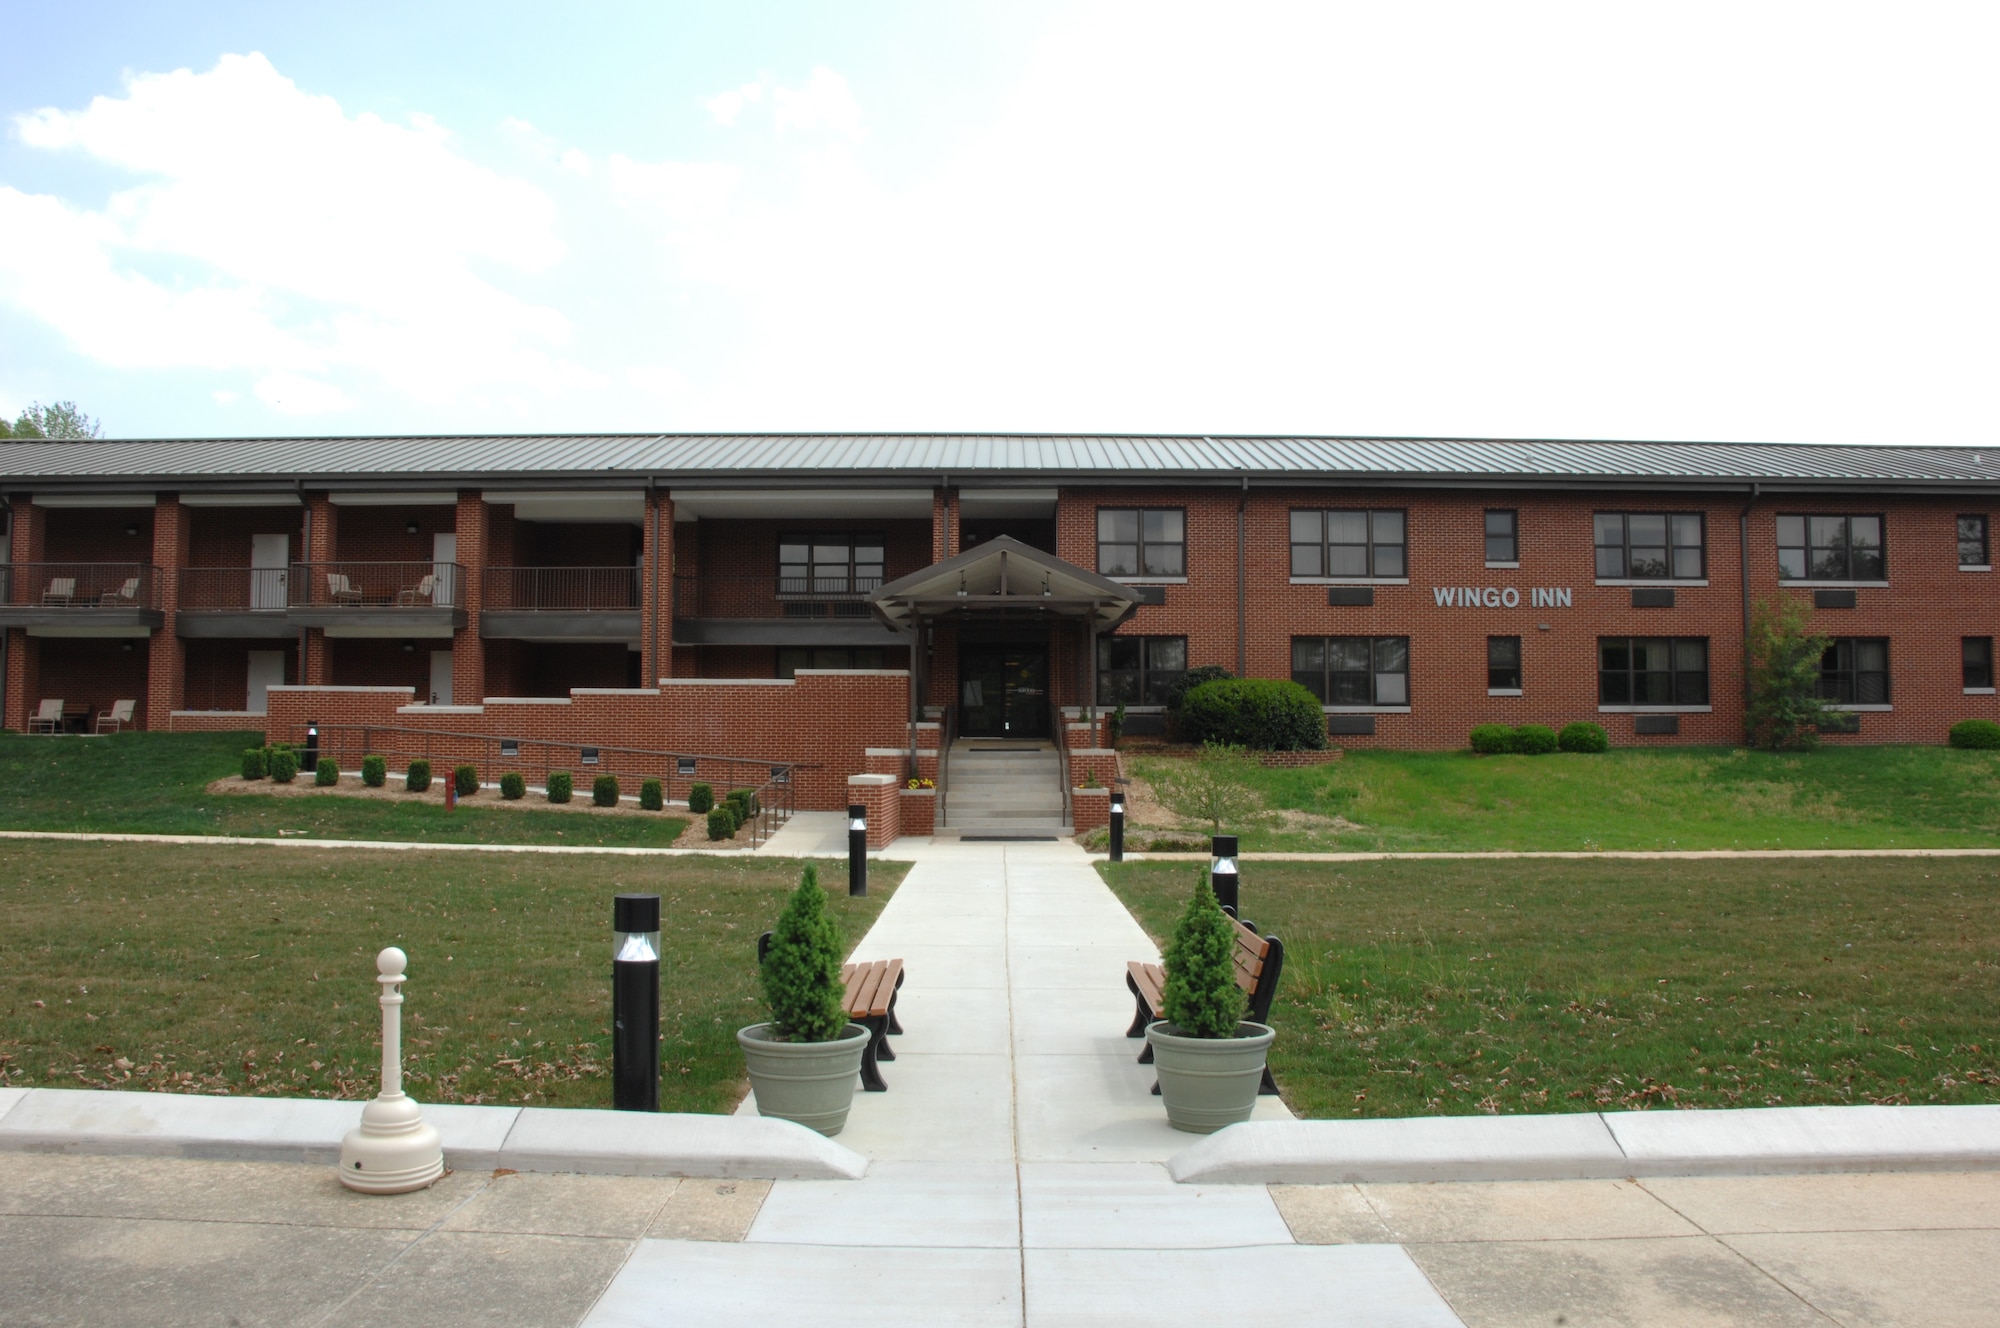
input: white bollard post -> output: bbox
[337,946,444,1193]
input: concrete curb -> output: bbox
[0,1088,868,1181]
[1130,848,2000,862]
[1167,1104,2000,1184]
[0,829,923,862]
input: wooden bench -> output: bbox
[1125,912,1285,1095]
[757,932,905,1092]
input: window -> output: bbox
[777,647,884,678]
[1776,514,1884,581]
[778,533,884,594]
[1594,513,1704,580]
[1097,509,1185,578]
[1096,635,1186,704]
[1599,637,1709,706]
[1818,638,1889,704]
[1292,636,1409,706]
[1965,638,1993,690]
[1487,636,1521,691]
[1484,510,1518,564]
[1289,509,1406,578]
[1960,516,1989,568]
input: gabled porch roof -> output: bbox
[867,536,1139,631]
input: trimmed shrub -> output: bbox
[405,758,432,793]
[268,747,300,783]
[454,764,478,797]
[1165,664,1235,715]
[1161,872,1247,1038]
[719,801,741,832]
[240,748,267,781]
[760,863,847,1043]
[500,771,526,800]
[1469,724,1514,754]
[727,787,759,816]
[707,807,737,840]
[1512,724,1559,755]
[688,782,715,814]
[640,778,664,811]
[1949,718,2000,750]
[547,770,572,804]
[314,757,339,787]
[361,754,387,787]
[1177,678,1327,751]
[593,774,620,807]
[1558,721,1610,753]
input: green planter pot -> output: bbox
[737,1022,870,1136]
[1145,1020,1275,1134]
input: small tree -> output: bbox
[761,863,847,1043]
[4,401,101,441]
[1161,872,1246,1038]
[1746,594,1832,750]
[1149,743,1263,833]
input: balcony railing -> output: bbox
[484,566,639,611]
[673,575,882,619]
[179,566,293,611]
[1,562,161,611]
[290,561,464,608]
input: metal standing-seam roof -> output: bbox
[4,432,2000,492]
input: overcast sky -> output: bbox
[2,1,1995,445]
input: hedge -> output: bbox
[640,778,663,812]
[500,771,526,800]
[268,748,300,783]
[707,807,737,840]
[314,757,340,787]
[361,754,387,787]
[1469,724,1514,754]
[547,771,573,804]
[240,748,267,781]
[1949,718,2000,750]
[454,764,478,797]
[593,774,620,807]
[688,782,714,814]
[1558,721,1610,753]
[1512,724,1559,755]
[406,758,431,793]
[1177,678,1326,751]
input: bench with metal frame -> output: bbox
[757,931,905,1092]
[1125,911,1285,1095]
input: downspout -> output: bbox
[1740,483,1758,727]
[1237,473,1248,676]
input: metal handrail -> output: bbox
[289,561,466,609]
[484,566,640,611]
[673,575,883,620]
[1052,694,1072,829]
[1,562,161,610]
[936,705,955,828]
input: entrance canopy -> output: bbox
[867,536,1139,632]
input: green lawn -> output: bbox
[0,842,905,1112]
[1103,858,2000,1119]
[0,731,689,848]
[1123,745,2000,852]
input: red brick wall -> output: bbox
[331,503,454,563]
[40,507,153,563]
[186,505,303,566]
[483,640,634,695]
[167,711,268,735]
[329,639,434,691]
[33,638,150,728]
[452,492,486,703]
[145,497,188,727]
[848,774,900,848]
[181,639,297,711]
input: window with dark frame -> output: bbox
[1484,510,1518,564]
[776,646,885,678]
[1487,636,1521,691]
[1097,509,1186,578]
[1775,514,1885,581]
[1291,636,1410,706]
[777,533,884,595]
[1598,637,1709,705]
[1818,638,1889,704]
[1289,509,1407,578]
[1964,637,1993,690]
[1593,513,1705,580]
[1960,516,1990,568]
[1096,635,1187,705]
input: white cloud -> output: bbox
[211,389,238,405]
[771,68,862,140]
[704,82,763,128]
[253,371,352,415]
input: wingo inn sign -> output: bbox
[1430,586,1574,608]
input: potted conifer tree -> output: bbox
[1146,872,1276,1132]
[738,864,869,1135]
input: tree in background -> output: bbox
[1745,593,1832,750]
[1,401,102,440]
[1149,742,1264,833]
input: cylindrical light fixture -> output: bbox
[612,894,661,1112]
[1210,834,1239,916]
[848,803,868,897]
[304,722,320,774]
[1109,789,1126,862]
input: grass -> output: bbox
[0,842,906,1112]
[1102,857,2000,1120]
[1123,745,2000,852]
[0,731,689,847]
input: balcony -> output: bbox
[672,575,900,646]
[175,566,293,637]
[481,566,642,642]
[0,563,164,635]
[284,561,467,637]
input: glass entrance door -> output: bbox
[958,644,1050,738]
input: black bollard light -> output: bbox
[1210,834,1239,916]
[1109,789,1125,862]
[848,803,868,897]
[304,722,320,774]
[611,893,661,1112]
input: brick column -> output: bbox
[4,502,45,730]
[847,772,901,848]
[145,495,189,729]
[451,490,486,703]
[302,495,335,684]
[932,487,960,562]
[642,490,674,686]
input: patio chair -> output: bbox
[27,699,63,734]
[395,574,437,606]
[41,577,76,606]
[95,699,136,733]
[326,573,364,605]
[99,577,140,607]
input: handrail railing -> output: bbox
[1052,694,1072,829]
[673,575,883,620]
[1,562,160,611]
[179,566,292,611]
[305,723,814,847]
[484,566,639,611]
[289,561,465,609]
[937,705,956,829]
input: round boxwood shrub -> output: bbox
[361,754,387,787]
[454,764,478,798]
[1949,718,2000,749]
[240,748,268,781]
[1469,723,1514,754]
[688,782,714,814]
[640,778,663,811]
[1558,721,1610,753]
[1177,678,1327,751]
[547,770,573,804]
[593,774,620,807]
[405,758,432,793]
[500,771,526,800]
[1164,664,1235,715]
[1512,723,1559,755]
[707,806,737,840]
[315,757,340,787]
[268,747,300,783]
